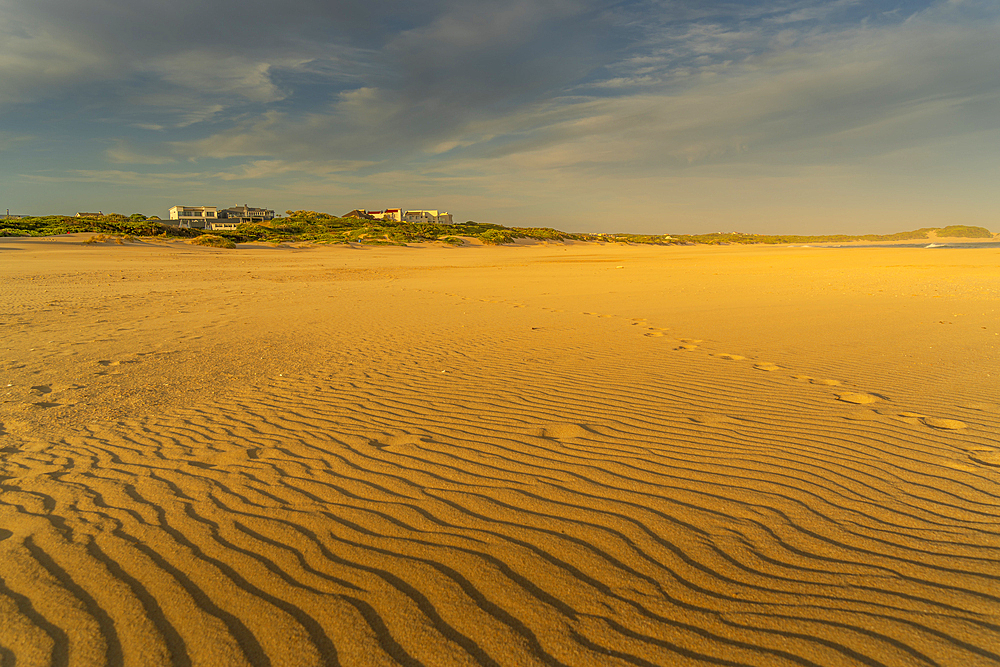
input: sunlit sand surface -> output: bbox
[1,235,999,666]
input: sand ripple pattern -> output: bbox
[2,348,1000,667]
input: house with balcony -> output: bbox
[403,209,453,225]
[214,204,275,229]
[169,205,218,229]
[366,208,403,222]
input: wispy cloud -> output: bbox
[166,2,1000,176]
[0,132,34,152]
[23,170,205,186]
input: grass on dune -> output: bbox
[1,212,994,247]
[936,225,993,238]
[188,234,237,249]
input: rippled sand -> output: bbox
[1,235,998,666]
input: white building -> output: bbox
[169,205,218,229]
[403,209,453,225]
[366,208,403,222]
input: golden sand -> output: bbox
[1,234,999,666]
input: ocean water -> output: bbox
[790,241,999,249]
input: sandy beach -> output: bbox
[1,235,998,667]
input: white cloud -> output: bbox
[0,17,111,104]
[176,8,998,178]
[211,159,376,180]
[147,54,287,103]
[23,170,207,186]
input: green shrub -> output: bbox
[937,225,992,238]
[189,234,237,249]
[508,226,577,241]
[230,223,273,242]
[479,229,516,245]
[7,211,974,248]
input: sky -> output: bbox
[1,0,998,234]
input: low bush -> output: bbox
[189,234,237,249]
[6,212,982,248]
[937,225,992,238]
[479,229,517,245]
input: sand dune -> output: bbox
[1,236,999,666]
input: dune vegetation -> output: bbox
[0,212,994,246]
[188,234,237,249]
[936,225,994,238]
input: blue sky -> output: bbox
[1,0,997,233]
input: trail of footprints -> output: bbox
[398,287,999,472]
[429,288,994,467]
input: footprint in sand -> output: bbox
[688,414,740,428]
[836,392,880,405]
[968,449,1000,467]
[895,411,926,425]
[644,332,667,337]
[810,378,842,386]
[893,412,966,430]
[370,433,429,451]
[754,362,781,371]
[676,344,698,350]
[713,353,746,361]
[921,417,966,430]
[527,423,591,440]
